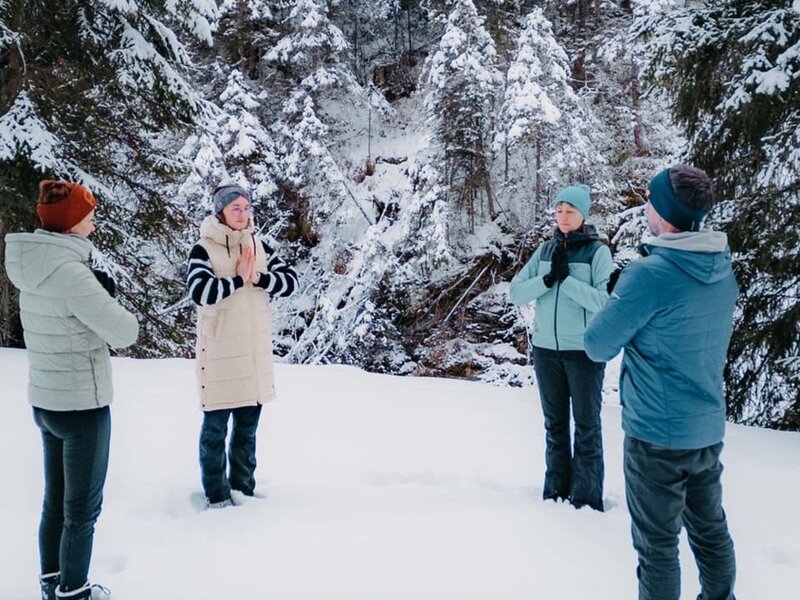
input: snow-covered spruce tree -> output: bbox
[263,0,397,365]
[267,0,357,98]
[215,0,280,80]
[264,0,363,234]
[276,89,401,365]
[423,0,502,234]
[180,69,279,227]
[395,155,453,282]
[0,0,217,354]
[283,215,415,371]
[495,7,601,235]
[554,0,678,256]
[636,0,800,428]
[337,0,407,85]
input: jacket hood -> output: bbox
[199,215,254,250]
[643,231,732,284]
[5,230,93,291]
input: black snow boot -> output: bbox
[55,582,111,600]
[40,572,59,600]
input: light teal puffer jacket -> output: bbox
[509,226,614,352]
[4,230,139,410]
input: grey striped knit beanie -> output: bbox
[212,183,251,214]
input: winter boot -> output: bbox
[55,582,111,599]
[207,497,234,509]
[40,572,59,600]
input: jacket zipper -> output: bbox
[553,238,568,351]
[554,283,560,351]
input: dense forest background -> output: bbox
[1,0,798,429]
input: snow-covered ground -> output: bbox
[1,348,798,599]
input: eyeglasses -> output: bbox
[227,205,252,215]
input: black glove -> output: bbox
[607,268,623,294]
[92,269,116,298]
[552,244,569,283]
[543,245,569,287]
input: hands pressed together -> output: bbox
[235,243,261,284]
[543,244,569,288]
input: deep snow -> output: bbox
[1,348,798,599]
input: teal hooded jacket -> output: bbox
[5,230,139,411]
[585,231,739,449]
[509,226,614,351]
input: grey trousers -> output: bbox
[624,436,736,600]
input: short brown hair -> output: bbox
[668,165,715,212]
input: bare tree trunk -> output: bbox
[476,137,495,220]
[353,17,359,74]
[394,6,400,48]
[406,6,413,55]
[572,51,587,89]
[578,0,588,30]
[0,218,22,348]
[631,62,648,156]
[504,136,509,182]
[1,6,24,112]
[535,135,542,215]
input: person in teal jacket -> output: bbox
[585,165,738,600]
[5,181,139,600]
[509,184,614,511]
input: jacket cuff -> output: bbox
[232,275,245,289]
[254,273,270,289]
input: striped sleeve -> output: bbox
[254,240,299,298]
[187,244,243,306]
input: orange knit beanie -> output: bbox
[36,181,96,232]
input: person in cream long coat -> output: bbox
[187,183,298,508]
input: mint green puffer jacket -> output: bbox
[509,226,614,352]
[4,230,139,410]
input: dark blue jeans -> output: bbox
[199,404,262,503]
[532,346,605,510]
[33,406,111,593]
[624,436,736,600]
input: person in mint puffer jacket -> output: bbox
[509,184,614,511]
[4,180,138,600]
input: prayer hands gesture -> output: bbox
[236,243,261,284]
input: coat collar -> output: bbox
[199,215,254,249]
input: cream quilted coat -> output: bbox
[194,216,275,410]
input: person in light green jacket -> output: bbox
[509,185,614,512]
[4,180,138,600]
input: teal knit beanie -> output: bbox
[555,184,591,220]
